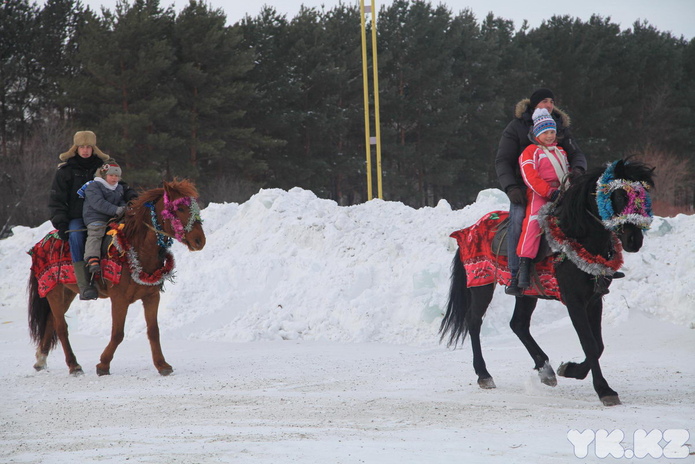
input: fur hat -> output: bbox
[532,108,556,138]
[98,162,122,178]
[59,131,110,162]
[529,88,555,110]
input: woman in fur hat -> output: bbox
[48,131,136,300]
[494,89,587,296]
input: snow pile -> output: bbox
[2,187,693,345]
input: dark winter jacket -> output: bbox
[49,155,137,233]
[49,155,106,232]
[83,178,126,225]
[495,98,587,193]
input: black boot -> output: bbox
[74,261,98,300]
[505,270,522,296]
[517,258,532,289]
[613,271,625,279]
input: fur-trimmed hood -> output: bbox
[514,98,571,128]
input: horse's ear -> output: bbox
[613,159,626,178]
[162,180,174,198]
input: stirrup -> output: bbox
[505,285,523,296]
[79,286,98,300]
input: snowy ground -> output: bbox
[1,187,694,463]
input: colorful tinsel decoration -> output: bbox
[596,161,653,231]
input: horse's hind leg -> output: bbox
[34,314,55,371]
[509,296,556,386]
[46,289,82,376]
[469,285,495,388]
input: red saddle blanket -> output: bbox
[450,211,561,300]
[28,230,124,298]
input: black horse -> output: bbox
[439,159,655,406]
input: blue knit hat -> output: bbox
[532,108,556,138]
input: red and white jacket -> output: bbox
[519,143,569,199]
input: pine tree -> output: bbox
[68,0,177,185]
[171,0,261,183]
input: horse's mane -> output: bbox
[123,179,199,246]
[556,159,655,238]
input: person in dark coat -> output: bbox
[48,131,136,300]
[83,162,126,276]
[494,89,587,295]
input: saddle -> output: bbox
[451,211,561,300]
[490,217,553,262]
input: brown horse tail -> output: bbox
[28,272,57,350]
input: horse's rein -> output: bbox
[143,221,177,239]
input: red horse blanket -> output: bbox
[28,230,124,297]
[450,211,561,300]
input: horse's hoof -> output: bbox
[96,366,110,376]
[70,367,84,377]
[478,377,496,389]
[538,362,557,387]
[33,363,47,372]
[557,362,568,377]
[601,395,621,406]
[158,367,173,376]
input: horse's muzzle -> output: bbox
[184,224,206,251]
[619,226,644,253]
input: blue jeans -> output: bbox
[507,202,525,274]
[68,217,87,262]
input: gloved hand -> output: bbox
[568,167,585,183]
[115,206,126,219]
[52,217,69,240]
[506,185,526,206]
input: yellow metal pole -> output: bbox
[370,0,383,199]
[359,0,373,201]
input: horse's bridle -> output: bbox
[595,161,653,232]
[145,194,203,248]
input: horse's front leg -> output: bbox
[509,296,556,386]
[96,298,129,376]
[142,292,172,376]
[563,294,619,405]
[557,297,604,381]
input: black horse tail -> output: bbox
[439,249,471,348]
[28,272,57,350]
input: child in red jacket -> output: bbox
[516,108,570,290]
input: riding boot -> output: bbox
[505,270,523,296]
[612,271,625,279]
[73,261,98,300]
[517,258,532,289]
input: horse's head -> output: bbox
[158,180,206,251]
[596,159,655,253]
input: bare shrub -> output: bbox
[631,147,694,217]
[0,119,73,237]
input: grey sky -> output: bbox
[77,0,694,39]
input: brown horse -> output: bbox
[28,179,206,376]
